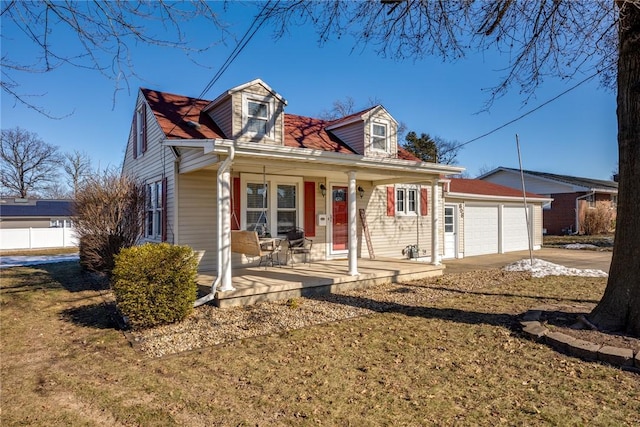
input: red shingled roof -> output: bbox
[284,114,356,154]
[142,88,424,161]
[448,178,545,198]
[141,88,225,140]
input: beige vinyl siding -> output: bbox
[176,169,217,271]
[360,185,434,260]
[122,92,176,243]
[207,97,233,138]
[232,83,285,145]
[532,204,543,247]
[329,121,365,154]
[178,148,218,174]
[364,110,398,159]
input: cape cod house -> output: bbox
[121,79,466,305]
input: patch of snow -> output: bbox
[564,243,599,250]
[503,258,608,278]
[0,254,79,269]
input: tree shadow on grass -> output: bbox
[0,261,109,294]
[312,291,517,330]
[401,283,601,305]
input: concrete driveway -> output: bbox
[443,248,612,275]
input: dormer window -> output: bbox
[247,100,268,134]
[371,121,388,151]
[242,93,274,139]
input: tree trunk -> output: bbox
[588,1,640,336]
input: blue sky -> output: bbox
[1,2,618,180]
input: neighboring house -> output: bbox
[121,78,464,293]
[0,198,74,229]
[0,198,76,250]
[443,179,551,258]
[478,167,618,235]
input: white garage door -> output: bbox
[503,206,531,252]
[464,205,499,256]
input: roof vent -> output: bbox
[184,120,201,129]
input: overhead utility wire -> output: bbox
[454,68,606,150]
[164,1,273,137]
[197,0,273,99]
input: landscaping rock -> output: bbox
[545,331,576,353]
[597,346,634,367]
[567,339,601,361]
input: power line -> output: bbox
[197,0,273,100]
[164,1,273,137]
[454,69,605,150]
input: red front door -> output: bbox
[332,186,348,251]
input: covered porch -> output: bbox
[197,258,445,308]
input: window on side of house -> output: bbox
[395,187,418,216]
[611,194,618,209]
[145,180,163,240]
[371,122,388,151]
[135,105,147,157]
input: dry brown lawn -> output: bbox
[1,261,639,426]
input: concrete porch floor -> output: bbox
[197,258,445,308]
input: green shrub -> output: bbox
[112,243,199,330]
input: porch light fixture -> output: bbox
[320,183,326,198]
[357,186,365,199]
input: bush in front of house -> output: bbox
[112,243,199,330]
[74,170,145,275]
[582,202,615,235]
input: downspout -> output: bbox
[575,190,596,235]
[194,144,235,307]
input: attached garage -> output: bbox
[444,179,551,259]
[463,205,499,256]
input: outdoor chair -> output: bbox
[285,227,313,266]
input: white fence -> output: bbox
[0,227,78,250]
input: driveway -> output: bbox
[443,248,612,275]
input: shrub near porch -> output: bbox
[112,243,198,329]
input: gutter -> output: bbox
[162,139,465,176]
[194,144,235,307]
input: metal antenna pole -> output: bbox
[516,134,534,265]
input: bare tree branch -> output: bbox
[1,0,231,112]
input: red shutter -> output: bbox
[132,110,138,159]
[161,177,168,242]
[420,188,428,216]
[141,104,148,153]
[231,177,241,230]
[386,186,395,216]
[304,181,316,237]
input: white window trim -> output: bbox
[242,93,275,140]
[370,119,390,153]
[145,179,163,241]
[136,106,145,156]
[395,185,419,216]
[240,173,303,237]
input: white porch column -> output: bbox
[218,167,234,291]
[347,171,359,275]
[431,180,441,266]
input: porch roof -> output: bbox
[163,139,464,182]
